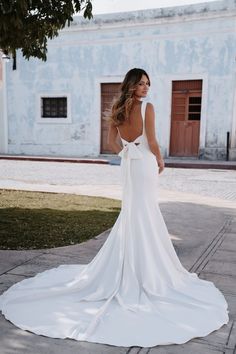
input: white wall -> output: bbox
[5,0,236,159]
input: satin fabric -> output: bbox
[0,101,229,347]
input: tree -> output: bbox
[0,0,93,68]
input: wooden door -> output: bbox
[169,80,202,157]
[100,83,121,154]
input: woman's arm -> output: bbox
[145,102,165,174]
[107,122,123,154]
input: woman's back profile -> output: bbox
[0,68,229,348]
[116,99,143,142]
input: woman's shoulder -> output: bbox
[143,100,154,108]
[144,101,155,113]
[143,101,155,126]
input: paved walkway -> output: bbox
[0,160,236,353]
[0,160,236,203]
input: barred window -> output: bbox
[188,96,201,121]
[41,97,67,118]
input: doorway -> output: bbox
[100,83,121,154]
[169,80,202,157]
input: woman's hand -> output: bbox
[157,158,165,174]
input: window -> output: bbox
[41,97,67,118]
[188,96,202,121]
[37,94,71,124]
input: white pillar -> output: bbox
[0,57,8,154]
[229,73,236,160]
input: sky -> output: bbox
[91,0,217,14]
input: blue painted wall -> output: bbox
[5,0,236,159]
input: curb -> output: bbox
[164,161,236,170]
[0,155,109,165]
[0,155,236,170]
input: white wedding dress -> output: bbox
[0,101,229,347]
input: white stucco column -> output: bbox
[0,58,8,154]
[229,71,236,160]
[229,16,236,160]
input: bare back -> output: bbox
[117,101,143,142]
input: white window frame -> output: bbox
[37,92,72,124]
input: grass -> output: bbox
[0,190,121,250]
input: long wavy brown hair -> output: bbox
[106,68,150,126]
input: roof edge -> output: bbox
[69,0,236,29]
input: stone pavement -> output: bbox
[0,160,236,354]
[0,160,236,202]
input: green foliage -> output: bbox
[0,0,93,62]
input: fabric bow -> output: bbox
[118,142,142,159]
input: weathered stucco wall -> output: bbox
[5,0,236,159]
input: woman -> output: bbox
[107,68,165,175]
[0,68,229,348]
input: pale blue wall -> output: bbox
[5,0,236,159]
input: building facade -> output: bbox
[0,0,236,160]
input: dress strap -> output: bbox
[141,101,147,132]
[141,101,147,121]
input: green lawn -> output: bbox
[0,190,121,250]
